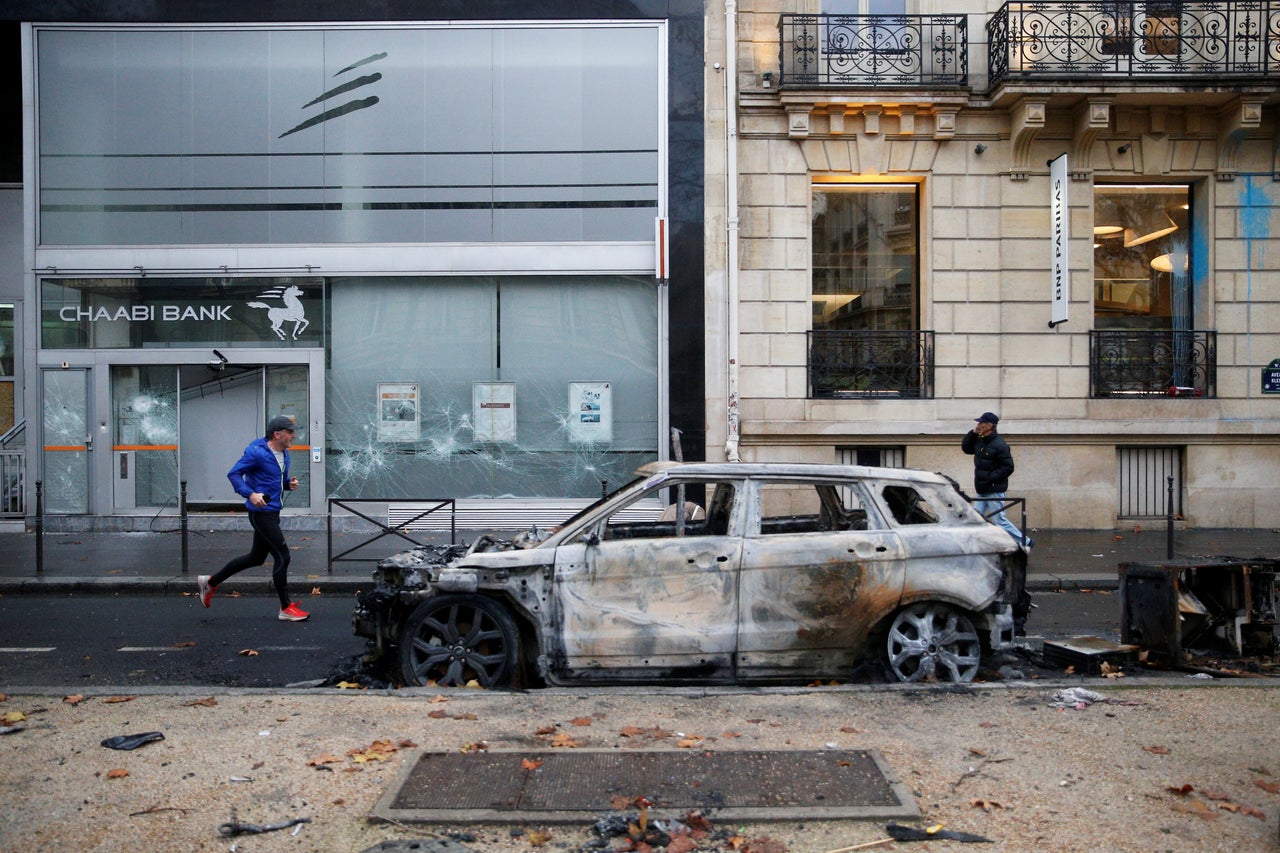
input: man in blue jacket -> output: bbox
[198,416,308,620]
[961,411,1032,549]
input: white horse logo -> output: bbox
[248,285,310,340]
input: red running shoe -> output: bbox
[197,575,216,608]
[278,602,310,622]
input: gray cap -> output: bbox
[266,416,297,435]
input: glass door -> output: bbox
[41,368,90,513]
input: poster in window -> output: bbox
[568,381,612,444]
[377,382,419,442]
[473,382,516,444]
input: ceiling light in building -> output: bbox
[1123,211,1178,247]
[1150,252,1188,273]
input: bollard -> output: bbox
[35,480,43,575]
[1166,475,1175,559]
[180,480,189,574]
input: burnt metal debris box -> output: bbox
[1120,557,1279,666]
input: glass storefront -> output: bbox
[327,275,659,499]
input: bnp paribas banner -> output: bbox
[40,276,323,349]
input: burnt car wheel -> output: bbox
[885,602,981,683]
[399,594,519,688]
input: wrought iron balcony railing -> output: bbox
[779,14,968,88]
[1089,329,1217,398]
[808,330,935,399]
[989,1,1280,84]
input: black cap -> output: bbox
[975,412,999,424]
[266,416,296,435]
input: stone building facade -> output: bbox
[705,1,1280,529]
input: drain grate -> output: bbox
[374,749,918,823]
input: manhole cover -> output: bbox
[373,749,917,823]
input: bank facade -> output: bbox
[705,1,1280,528]
[0,2,706,524]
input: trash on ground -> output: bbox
[100,731,165,750]
[217,808,311,837]
[1048,687,1109,709]
[886,822,993,843]
[0,724,25,735]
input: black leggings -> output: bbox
[210,510,292,609]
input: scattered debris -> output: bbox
[886,822,992,843]
[100,731,165,751]
[217,807,311,837]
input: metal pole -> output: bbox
[326,499,333,575]
[179,480,188,574]
[1166,475,1175,559]
[34,480,43,576]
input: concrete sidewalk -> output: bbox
[0,520,1276,594]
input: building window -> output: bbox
[838,446,905,468]
[1117,446,1182,519]
[809,183,931,398]
[1091,184,1213,397]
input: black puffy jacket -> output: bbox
[961,430,1015,494]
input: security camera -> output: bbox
[209,348,229,372]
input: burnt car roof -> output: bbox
[633,461,950,484]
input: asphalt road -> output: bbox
[0,592,370,688]
[0,588,1120,689]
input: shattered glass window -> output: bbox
[327,275,658,499]
[41,368,88,513]
[881,484,938,525]
[111,365,179,509]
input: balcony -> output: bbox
[1089,329,1217,398]
[778,14,968,88]
[989,1,1280,85]
[808,330,935,399]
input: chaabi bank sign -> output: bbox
[41,277,322,349]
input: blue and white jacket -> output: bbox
[227,437,290,512]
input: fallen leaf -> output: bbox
[465,679,481,689]
[570,717,592,727]
[1254,780,1280,795]
[1238,805,1266,820]
[741,835,788,853]
[307,754,344,766]
[1199,789,1232,802]
[310,587,322,596]
[102,695,136,704]
[170,640,196,648]
[2,711,27,724]
[63,695,85,705]
[428,695,449,704]
[455,712,478,721]
[1167,784,1195,795]
[335,681,364,690]
[348,740,399,763]
[106,768,129,779]
[184,697,218,707]
[677,736,703,748]
[1143,745,1170,755]
[238,649,259,657]
[521,758,543,771]
[971,798,1003,811]
[667,836,698,853]
[459,741,488,753]
[535,724,558,735]
[527,828,553,846]
[1171,798,1219,820]
[968,748,987,757]
[0,694,6,702]
[428,710,448,719]
[550,732,582,748]
[722,730,742,738]
[399,739,418,748]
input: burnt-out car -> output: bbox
[353,462,1030,687]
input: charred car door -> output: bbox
[550,479,744,682]
[735,477,906,679]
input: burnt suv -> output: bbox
[353,462,1030,687]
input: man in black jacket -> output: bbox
[961,411,1031,549]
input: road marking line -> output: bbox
[257,646,324,651]
[0,647,56,653]
[117,646,196,652]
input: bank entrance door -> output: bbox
[109,359,316,513]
